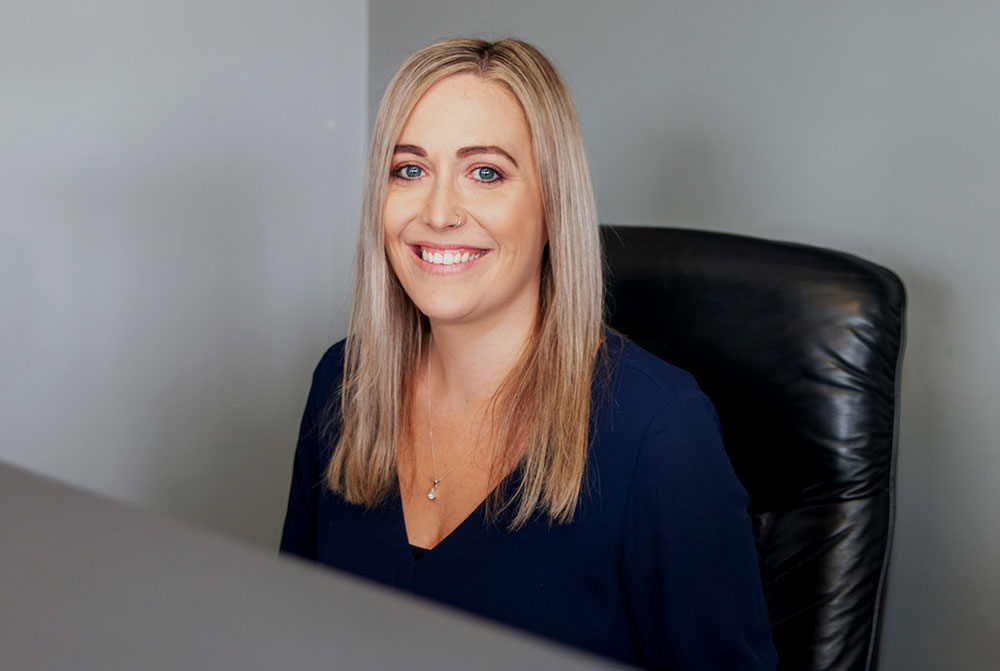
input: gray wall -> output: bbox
[369,2,1000,669]
[0,0,366,547]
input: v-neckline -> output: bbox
[389,467,522,568]
[387,486,486,572]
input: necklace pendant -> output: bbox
[427,479,440,501]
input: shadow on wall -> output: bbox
[877,266,998,671]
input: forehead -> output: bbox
[396,74,531,149]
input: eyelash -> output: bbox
[390,163,505,184]
[471,165,504,183]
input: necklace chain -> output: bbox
[425,336,481,501]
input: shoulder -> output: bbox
[600,334,716,435]
[313,339,347,383]
[302,339,347,420]
[594,334,738,508]
[611,335,702,398]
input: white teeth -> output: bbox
[420,247,484,265]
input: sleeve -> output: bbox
[621,391,778,670]
[279,346,342,560]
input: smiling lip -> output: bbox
[410,243,491,274]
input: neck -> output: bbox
[425,313,536,409]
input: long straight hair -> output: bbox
[325,38,605,529]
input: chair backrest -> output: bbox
[601,225,905,671]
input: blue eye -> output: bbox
[394,164,423,180]
[474,166,501,182]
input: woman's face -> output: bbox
[383,74,546,331]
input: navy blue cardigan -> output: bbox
[281,337,777,669]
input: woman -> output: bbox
[281,37,777,669]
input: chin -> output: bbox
[398,280,479,323]
[414,303,478,325]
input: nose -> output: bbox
[421,175,461,231]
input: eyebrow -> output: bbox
[393,144,519,168]
[393,144,426,157]
[456,145,519,168]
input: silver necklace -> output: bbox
[425,338,481,501]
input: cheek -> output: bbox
[381,204,409,272]
[383,228,409,271]
[382,201,404,238]
[383,187,420,233]
[533,200,547,246]
[520,197,547,253]
[485,192,545,237]
[382,211,417,276]
[383,240,410,288]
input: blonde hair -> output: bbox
[325,37,605,528]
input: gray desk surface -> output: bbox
[0,461,628,670]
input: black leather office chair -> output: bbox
[601,225,905,671]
